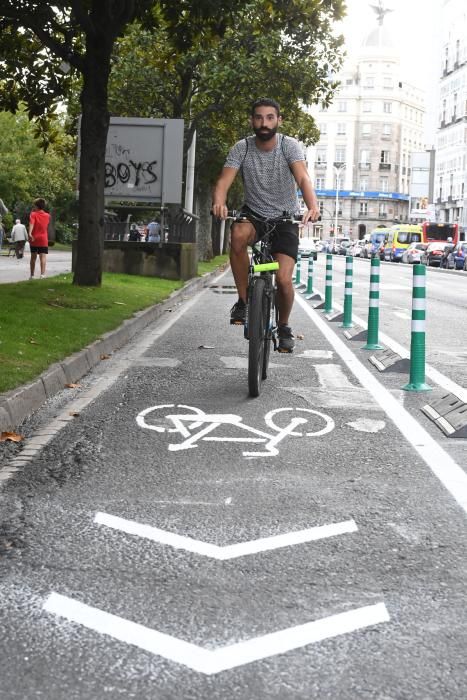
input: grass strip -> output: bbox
[0,257,229,393]
[0,272,183,393]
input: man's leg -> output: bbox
[230,221,256,303]
[274,253,296,326]
[30,252,37,278]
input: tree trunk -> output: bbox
[196,186,213,261]
[73,40,112,286]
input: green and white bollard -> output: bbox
[302,255,314,295]
[340,255,354,328]
[294,252,304,287]
[323,253,333,313]
[402,264,432,392]
[363,257,383,350]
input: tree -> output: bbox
[106,0,345,259]
[0,1,156,284]
[0,0,261,284]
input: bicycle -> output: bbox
[226,210,302,398]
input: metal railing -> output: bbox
[165,207,199,244]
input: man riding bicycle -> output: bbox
[212,97,320,352]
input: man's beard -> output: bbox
[254,126,277,141]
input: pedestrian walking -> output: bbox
[147,218,161,243]
[11,218,28,259]
[129,223,139,242]
[28,198,50,279]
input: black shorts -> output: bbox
[30,246,48,254]
[237,206,299,262]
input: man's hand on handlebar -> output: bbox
[301,205,321,225]
[211,203,229,220]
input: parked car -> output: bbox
[348,240,364,257]
[298,237,318,258]
[338,239,352,255]
[445,241,467,270]
[401,242,428,264]
[421,242,445,267]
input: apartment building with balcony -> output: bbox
[305,10,425,240]
[435,0,467,230]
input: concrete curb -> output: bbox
[0,268,225,432]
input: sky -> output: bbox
[335,0,441,92]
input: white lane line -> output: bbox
[309,284,467,403]
[43,593,389,675]
[94,512,358,559]
[295,293,467,515]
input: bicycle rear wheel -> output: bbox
[247,276,267,397]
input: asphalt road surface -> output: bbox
[1,263,467,699]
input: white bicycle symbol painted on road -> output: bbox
[136,404,335,458]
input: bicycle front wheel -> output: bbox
[247,276,267,397]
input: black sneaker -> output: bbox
[277,324,295,352]
[230,299,246,325]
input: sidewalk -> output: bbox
[0,248,72,283]
[0,265,224,433]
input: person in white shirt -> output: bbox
[11,219,28,259]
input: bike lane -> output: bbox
[1,269,467,699]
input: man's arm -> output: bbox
[211,167,238,219]
[28,219,34,242]
[290,161,320,224]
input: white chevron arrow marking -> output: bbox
[94,512,358,559]
[43,593,389,675]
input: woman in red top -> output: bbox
[28,197,50,279]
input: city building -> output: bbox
[305,3,425,240]
[434,0,467,231]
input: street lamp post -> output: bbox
[333,163,346,237]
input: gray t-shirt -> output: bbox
[224,134,305,218]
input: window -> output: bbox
[360,178,369,191]
[338,101,347,112]
[319,201,325,215]
[335,147,346,164]
[337,123,346,135]
[318,123,327,136]
[362,123,372,135]
[383,123,391,136]
[365,76,375,88]
[359,202,369,215]
[383,101,392,114]
[316,148,327,165]
[363,101,372,112]
[379,177,389,192]
[315,177,325,189]
[379,203,387,217]
[380,150,389,164]
[383,77,393,89]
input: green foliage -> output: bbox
[108,0,345,193]
[0,109,77,225]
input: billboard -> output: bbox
[103,117,184,204]
[77,117,182,205]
